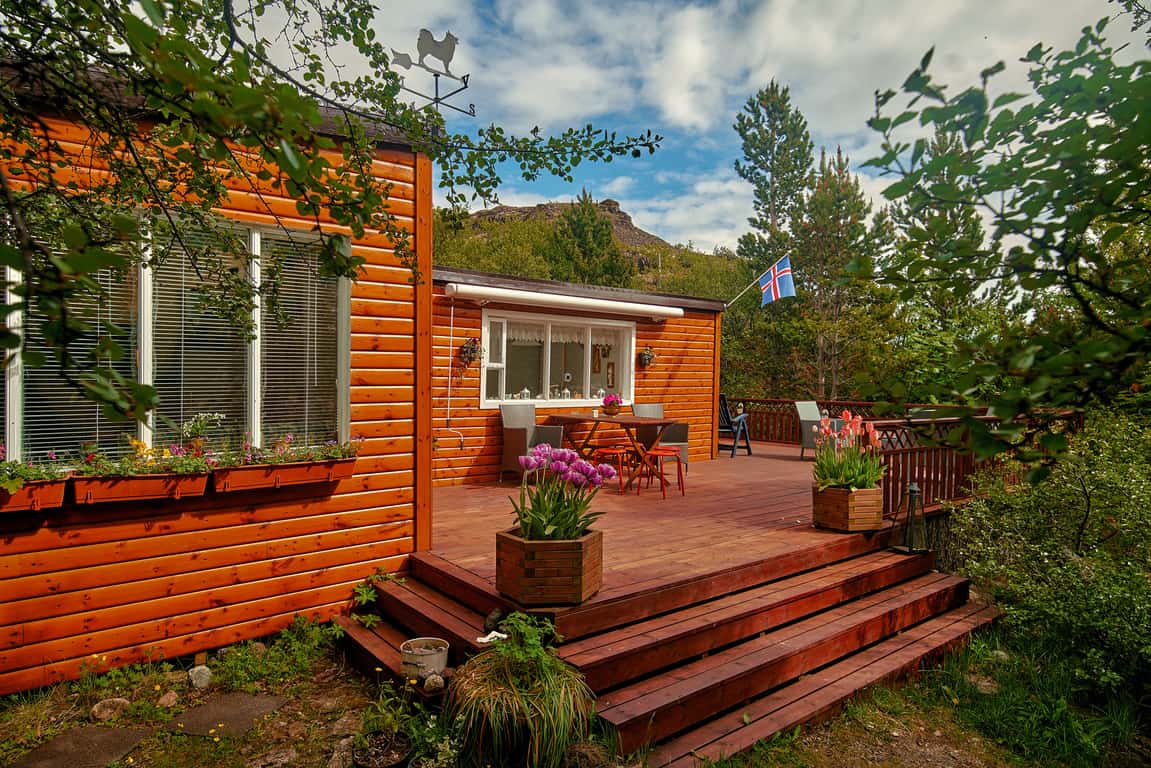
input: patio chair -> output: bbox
[717,393,751,457]
[796,400,821,459]
[499,403,563,483]
[633,403,690,472]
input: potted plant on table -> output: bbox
[0,445,68,512]
[601,392,622,416]
[212,433,360,492]
[811,410,886,531]
[496,444,616,605]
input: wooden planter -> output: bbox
[73,473,209,504]
[812,485,883,532]
[212,458,357,493]
[496,528,603,606]
[0,478,68,513]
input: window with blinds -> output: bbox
[260,234,338,446]
[152,234,248,448]
[23,270,139,460]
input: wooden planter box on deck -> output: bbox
[212,458,357,493]
[496,528,603,605]
[0,478,68,513]
[811,485,883,532]
[73,473,209,504]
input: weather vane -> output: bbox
[390,29,475,117]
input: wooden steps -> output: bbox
[646,601,1000,767]
[341,540,994,763]
[560,550,935,691]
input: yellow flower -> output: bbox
[162,448,171,458]
[213,737,220,743]
[154,684,161,691]
[126,759,134,765]
[208,728,216,735]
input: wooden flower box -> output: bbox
[496,528,603,606]
[812,485,883,532]
[73,473,209,504]
[0,478,68,513]
[212,458,357,493]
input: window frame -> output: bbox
[479,308,635,409]
[5,223,351,461]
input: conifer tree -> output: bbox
[542,190,634,288]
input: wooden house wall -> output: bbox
[430,286,721,486]
[0,118,432,695]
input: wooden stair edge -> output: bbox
[556,531,896,640]
[564,551,936,692]
[647,602,1000,767]
[375,579,487,658]
[410,552,511,616]
[600,574,970,753]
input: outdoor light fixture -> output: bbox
[892,481,928,554]
[637,346,657,368]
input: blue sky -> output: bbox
[373,0,1140,252]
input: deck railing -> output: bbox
[731,397,991,516]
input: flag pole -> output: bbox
[724,275,764,309]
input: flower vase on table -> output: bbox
[601,393,622,417]
[496,444,617,605]
[811,410,886,532]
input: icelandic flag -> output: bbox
[758,255,796,305]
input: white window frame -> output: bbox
[4,223,351,460]
[479,308,635,409]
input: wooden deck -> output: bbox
[432,442,847,599]
[340,442,997,764]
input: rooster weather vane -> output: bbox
[390,29,475,117]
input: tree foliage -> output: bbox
[0,0,660,419]
[538,189,634,287]
[864,19,1151,463]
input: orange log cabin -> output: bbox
[0,114,727,694]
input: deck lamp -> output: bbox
[892,481,928,554]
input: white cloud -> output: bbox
[618,167,754,253]
[601,176,636,196]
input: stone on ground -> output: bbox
[8,725,151,768]
[164,692,287,736]
[90,697,131,721]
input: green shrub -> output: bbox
[212,615,342,691]
[951,410,1151,697]
[445,613,594,768]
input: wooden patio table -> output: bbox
[547,412,675,492]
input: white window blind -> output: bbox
[151,233,248,447]
[260,234,338,446]
[23,270,139,459]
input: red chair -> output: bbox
[641,445,685,498]
[592,446,634,494]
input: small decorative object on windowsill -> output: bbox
[496,444,616,605]
[601,392,622,416]
[637,346,656,368]
[891,481,929,554]
[811,410,886,532]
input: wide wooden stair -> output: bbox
[338,537,997,765]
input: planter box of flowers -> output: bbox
[212,435,359,493]
[0,446,68,512]
[72,437,212,505]
[811,410,886,532]
[496,444,616,605]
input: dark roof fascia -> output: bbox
[432,266,727,314]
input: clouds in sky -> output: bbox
[379,0,1140,252]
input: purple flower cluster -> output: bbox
[518,443,617,487]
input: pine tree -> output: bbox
[541,190,634,288]
[791,148,896,399]
[732,81,814,267]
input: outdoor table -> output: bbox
[547,412,675,492]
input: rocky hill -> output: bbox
[469,199,672,252]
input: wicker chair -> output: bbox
[499,403,563,483]
[796,400,822,459]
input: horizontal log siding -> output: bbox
[0,118,430,695]
[430,289,720,486]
